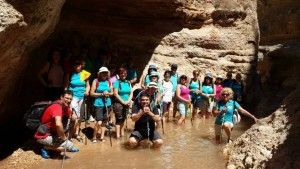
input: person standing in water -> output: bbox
[176,75,191,125]
[213,87,258,144]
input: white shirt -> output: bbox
[162,80,173,102]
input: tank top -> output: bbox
[180,85,190,100]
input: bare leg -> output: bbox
[93,121,102,140]
[100,126,106,140]
[120,123,125,137]
[177,115,186,125]
[116,125,120,138]
[222,125,232,142]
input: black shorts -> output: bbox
[95,106,111,121]
[113,102,128,125]
[130,130,161,142]
[192,98,202,108]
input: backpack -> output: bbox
[23,101,60,131]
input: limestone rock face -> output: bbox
[226,42,300,168]
[0,0,65,122]
[150,0,259,79]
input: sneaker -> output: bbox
[41,148,50,159]
[92,139,97,143]
[89,116,95,122]
[69,147,79,152]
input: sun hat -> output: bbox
[98,67,109,73]
[205,72,213,78]
[216,74,223,79]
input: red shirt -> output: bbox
[34,101,71,139]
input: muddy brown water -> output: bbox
[32,117,250,169]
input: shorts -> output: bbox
[162,102,171,113]
[177,102,188,116]
[130,130,161,142]
[36,135,75,151]
[198,98,214,112]
[214,122,234,136]
[71,97,84,118]
[192,98,202,109]
[113,102,128,125]
[95,106,111,121]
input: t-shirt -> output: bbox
[214,100,240,125]
[132,104,159,135]
[222,79,234,88]
[189,80,201,100]
[126,68,138,81]
[94,80,112,107]
[170,73,178,93]
[162,80,173,102]
[232,80,243,96]
[113,79,131,102]
[34,102,71,139]
[69,72,86,99]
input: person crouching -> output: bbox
[128,93,163,149]
[34,90,79,159]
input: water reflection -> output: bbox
[33,117,249,169]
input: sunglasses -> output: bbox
[222,93,229,97]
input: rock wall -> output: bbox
[258,0,300,44]
[0,0,65,123]
[150,0,259,80]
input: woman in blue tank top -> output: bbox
[199,72,215,119]
[113,68,133,138]
[189,70,202,122]
[90,67,113,143]
[67,60,90,140]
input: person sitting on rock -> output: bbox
[34,90,79,159]
[212,87,258,144]
[128,93,163,149]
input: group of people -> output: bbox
[34,49,258,159]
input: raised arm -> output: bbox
[237,107,258,122]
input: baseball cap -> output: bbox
[149,71,160,78]
[147,82,158,89]
[149,64,157,69]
